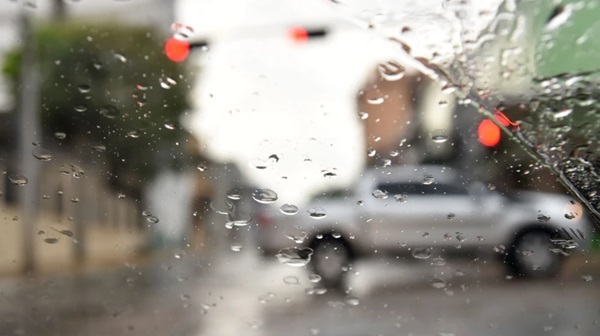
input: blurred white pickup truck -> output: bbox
[255,165,594,287]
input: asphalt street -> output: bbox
[0,249,599,336]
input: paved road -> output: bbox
[1,249,599,336]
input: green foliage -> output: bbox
[3,22,194,192]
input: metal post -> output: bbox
[17,9,41,274]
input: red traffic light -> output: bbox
[165,37,190,62]
[288,26,309,43]
[478,119,501,147]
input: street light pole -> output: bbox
[17,8,41,274]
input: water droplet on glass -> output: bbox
[537,214,551,222]
[323,171,337,178]
[431,257,446,266]
[377,61,405,81]
[447,213,456,220]
[421,175,435,185]
[146,215,159,224]
[430,278,446,289]
[230,244,243,252]
[226,217,251,227]
[8,175,28,186]
[44,238,58,244]
[344,295,360,306]
[366,96,384,105]
[308,207,327,219]
[283,275,300,285]
[331,232,342,239]
[422,232,431,238]
[77,84,91,93]
[412,247,432,259]
[99,105,120,119]
[431,131,449,143]
[276,247,313,267]
[54,132,67,140]
[268,154,279,163]
[32,147,53,161]
[492,244,506,253]
[280,204,299,215]
[117,193,126,199]
[581,274,593,282]
[196,164,208,172]
[90,143,107,152]
[114,53,127,63]
[226,189,242,200]
[74,105,87,113]
[390,150,399,157]
[252,188,278,204]
[358,111,369,120]
[372,189,388,200]
[159,76,177,89]
[394,193,408,203]
[308,273,321,283]
[356,200,364,206]
[164,123,177,130]
[367,147,377,157]
[71,197,79,203]
[127,130,141,138]
[554,108,572,119]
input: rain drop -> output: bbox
[252,188,278,204]
[412,247,432,259]
[127,130,141,139]
[54,132,67,140]
[276,247,314,267]
[196,164,208,172]
[430,278,446,289]
[344,295,360,306]
[358,111,369,120]
[90,143,107,152]
[146,216,159,224]
[280,204,299,215]
[44,238,58,244]
[230,244,243,252]
[32,147,53,161]
[366,96,384,105]
[308,273,321,283]
[537,214,551,222]
[99,105,120,119]
[372,189,388,200]
[308,207,327,219]
[77,84,91,93]
[421,175,435,185]
[377,61,405,81]
[431,257,446,266]
[431,132,449,143]
[74,105,87,113]
[8,175,28,186]
[226,189,243,200]
[283,275,300,285]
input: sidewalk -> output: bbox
[0,206,147,278]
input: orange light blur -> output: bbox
[165,37,190,62]
[478,119,501,147]
[288,26,308,43]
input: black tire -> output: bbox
[505,229,562,278]
[309,235,353,289]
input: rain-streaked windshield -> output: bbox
[0,1,598,336]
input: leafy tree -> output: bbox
[3,22,195,196]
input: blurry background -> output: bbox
[0,0,598,336]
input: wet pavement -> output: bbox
[1,249,599,336]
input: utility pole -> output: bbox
[17,7,41,274]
